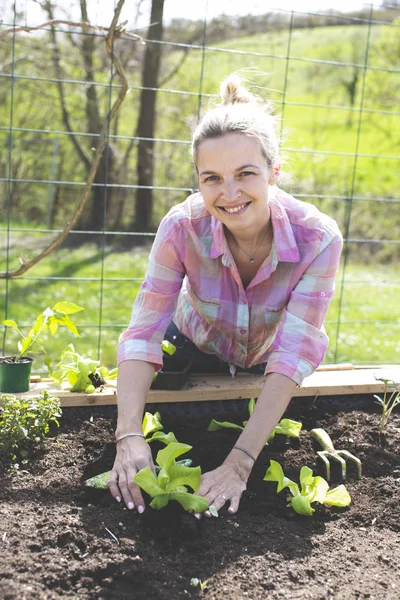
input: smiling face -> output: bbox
[196,133,280,236]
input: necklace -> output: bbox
[231,228,270,263]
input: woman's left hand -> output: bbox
[195,462,248,518]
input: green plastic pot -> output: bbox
[0,357,33,393]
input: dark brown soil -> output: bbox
[0,396,399,600]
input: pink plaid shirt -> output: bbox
[118,189,343,385]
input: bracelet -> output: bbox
[115,432,145,443]
[232,445,256,462]
[224,462,248,484]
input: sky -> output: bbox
[1,0,385,28]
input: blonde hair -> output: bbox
[192,74,280,170]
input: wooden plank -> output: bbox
[9,366,395,407]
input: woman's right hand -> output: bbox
[107,436,155,513]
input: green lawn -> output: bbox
[1,245,399,373]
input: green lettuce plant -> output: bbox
[1,301,84,370]
[52,344,117,393]
[264,460,351,516]
[0,391,61,468]
[374,369,400,433]
[208,398,302,443]
[84,411,179,488]
[134,442,209,511]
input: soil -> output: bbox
[0,395,399,600]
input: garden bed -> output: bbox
[0,396,399,600]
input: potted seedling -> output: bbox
[52,344,117,394]
[0,301,84,393]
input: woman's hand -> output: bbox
[108,436,155,513]
[195,461,249,518]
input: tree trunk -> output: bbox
[133,0,165,234]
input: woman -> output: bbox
[109,75,343,517]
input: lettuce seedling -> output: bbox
[84,411,179,488]
[208,398,302,443]
[134,442,209,512]
[52,344,117,393]
[374,369,400,433]
[264,460,351,516]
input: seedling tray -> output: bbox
[151,357,192,390]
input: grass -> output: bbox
[1,244,399,373]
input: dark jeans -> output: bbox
[163,321,267,375]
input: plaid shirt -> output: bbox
[118,189,343,385]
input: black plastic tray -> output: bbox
[151,357,192,390]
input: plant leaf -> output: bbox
[147,431,178,445]
[165,464,201,493]
[134,466,165,496]
[52,301,84,315]
[248,397,256,415]
[290,495,315,516]
[84,471,111,489]
[1,320,18,329]
[149,494,170,510]
[263,460,299,496]
[161,340,177,355]
[168,491,209,512]
[207,419,244,432]
[324,485,351,507]
[142,411,163,437]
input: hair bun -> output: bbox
[220,74,257,106]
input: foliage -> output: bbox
[374,369,400,433]
[207,398,302,443]
[190,578,208,591]
[84,411,180,488]
[1,302,84,370]
[52,344,117,393]
[134,442,209,512]
[264,460,351,516]
[0,391,61,468]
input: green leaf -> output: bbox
[57,315,80,337]
[146,431,178,445]
[269,418,303,442]
[207,419,244,432]
[324,485,351,507]
[208,505,219,517]
[263,460,299,496]
[84,471,111,489]
[142,411,163,437]
[1,320,18,329]
[290,495,315,516]
[248,397,256,415]
[149,494,170,510]
[161,340,177,355]
[52,301,85,315]
[156,442,192,471]
[134,466,165,496]
[168,491,209,512]
[48,317,59,336]
[165,464,201,493]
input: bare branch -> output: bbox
[0,0,132,279]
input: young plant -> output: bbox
[374,369,400,433]
[1,301,84,370]
[264,460,351,516]
[0,391,61,468]
[134,442,209,511]
[84,411,179,487]
[52,344,117,393]
[190,578,208,591]
[208,398,302,443]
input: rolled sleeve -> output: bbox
[265,223,343,385]
[118,216,186,370]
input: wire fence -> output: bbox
[1,1,400,370]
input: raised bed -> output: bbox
[0,380,399,599]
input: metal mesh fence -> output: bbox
[1,1,399,371]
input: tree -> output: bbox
[133,0,165,234]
